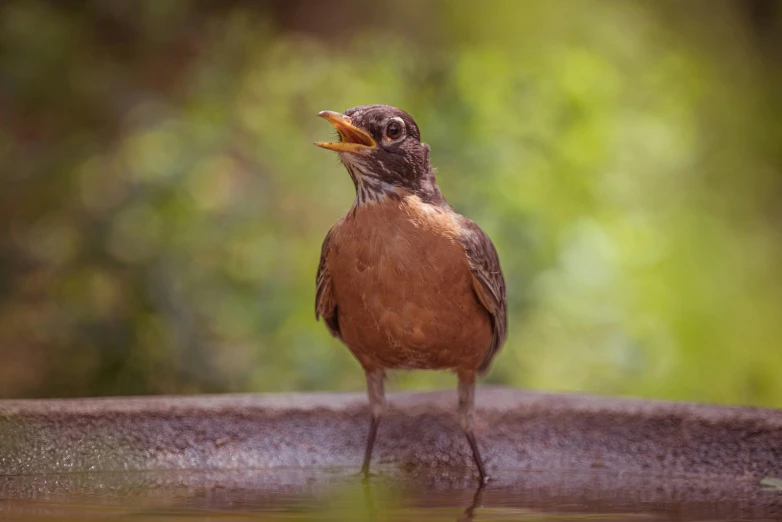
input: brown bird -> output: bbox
[314,104,507,483]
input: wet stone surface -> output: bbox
[0,388,781,520]
[0,469,781,520]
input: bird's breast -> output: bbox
[331,195,463,295]
[327,195,492,371]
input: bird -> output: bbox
[314,104,507,483]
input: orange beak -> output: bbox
[315,111,377,153]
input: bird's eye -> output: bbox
[385,120,404,140]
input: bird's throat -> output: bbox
[342,159,398,206]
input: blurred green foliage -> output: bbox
[1,0,781,406]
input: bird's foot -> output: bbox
[359,469,381,485]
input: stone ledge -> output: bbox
[1,387,780,479]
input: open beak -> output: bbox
[315,111,377,153]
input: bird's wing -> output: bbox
[315,222,342,340]
[456,216,508,373]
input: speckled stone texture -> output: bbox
[1,388,781,519]
[1,387,780,478]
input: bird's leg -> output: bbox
[458,371,488,483]
[459,481,486,522]
[362,368,386,477]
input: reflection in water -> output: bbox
[362,478,377,522]
[363,477,484,521]
[0,469,779,521]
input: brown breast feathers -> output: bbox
[318,193,494,372]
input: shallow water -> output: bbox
[0,469,779,521]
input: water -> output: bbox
[0,469,779,521]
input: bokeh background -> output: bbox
[1,0,781,406]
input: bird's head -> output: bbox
[315,104,442,204]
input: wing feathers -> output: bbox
[315,225,341,340]
[456,217,508,373]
